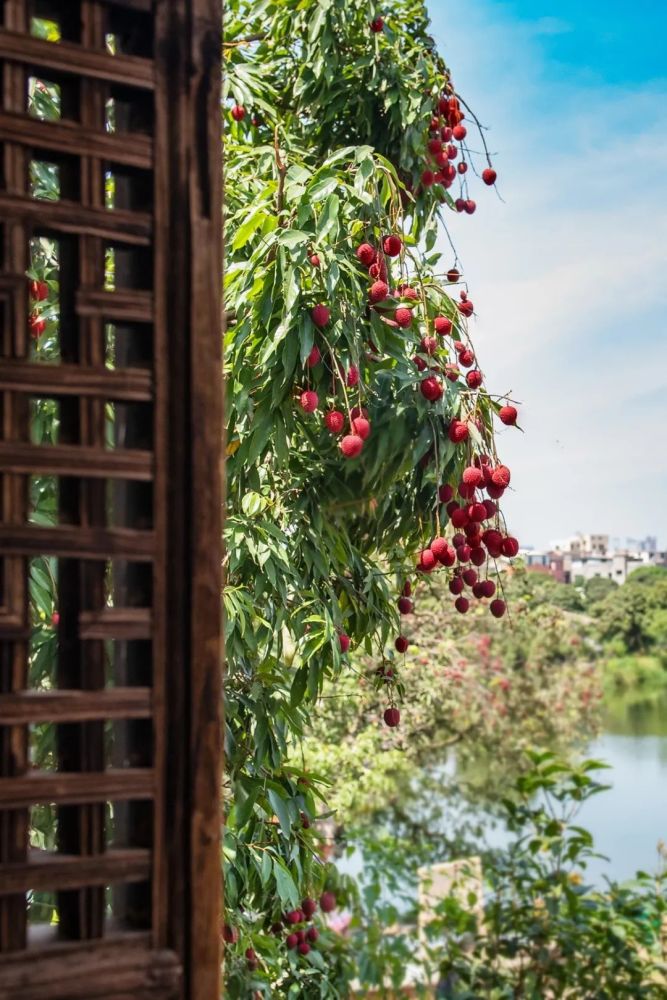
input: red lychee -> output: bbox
[462,466,483,487]
[346,364,360,387]
[451,507,468,528]
[384,706,400,727]
[462,568,478,586]
[325,410,345,434]
[471,547,486,566]
[420,376,443,401]
[439,483,454,503]
[286,932,298,949]
[370,16,384,31]
[420,335,438,355]
[285,910,301,925]
[486,483,506,500]
[482,168,497,186]
[298,942,311,955]
[452,124,467,140]
[369,280,389,303]
[351,416,371,440]
[447,268,460,283]
[464,200,476,215]
[502,536,520,558]
[499,405,518,426]
[455,596,469,614]
[356,243,376,267]
[30,279,48,301]
[340,434,363,458]
[491,465,511,488]
[413,355,427,371]
[383,234,402,257]
[482,580,496,598]
[231,104,245,121]
[458,349,474,368]
[418,548,437,573]
[468,502,487,523]
[466,369,483,389]
[395,307,413,328]
[457,544,472,563]
[306,927,319,943]
[222,923,238,944]
[458,300,474,318]
[421,170,435,187]
[300,390,319,413]
[458,162,468,174]
[395,635,409,653]
[448,420,469,443]
[306,345,321,367]
[490,599,506,618]
[338,632,350,653]
[397,596,413,615]
[29,313,46,338]
[449,576,464,596]
[320,891,336,913]
[434,316,452,336]
[311,304,330,327]
[430,537,449,561]
[309,254,321,267]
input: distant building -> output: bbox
[522,534,666,586]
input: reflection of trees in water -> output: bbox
[602,686,667,739]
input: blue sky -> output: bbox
[428,0,667,549]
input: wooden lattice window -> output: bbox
[0,2,223,998]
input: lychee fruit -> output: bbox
[395,307,413,328]
[286,932,299,949]
[446,268,460,283]
[491,465,511,488]
[383,235,402,257]
[420,335,438,355]
[420,376,443,401]
[434,316,452,336]
[340,434,363,458]
[470,547,486,567]
[300,390,319,413]
[306,345,321,367]
[490,599,506,618]
[466,369,483,389]
[222,923,238,944]
[231,104,245,121]
[482,580,496,598]
[369,280,389,303]
[397,597,413,615]
[306,927,319,943]
[458,349,474,368]
[298,941,311,955]
[384,707,400,727]
[395,635,409,653]
[356,243,376,267]
[338,632,350,653]
[462,568,478,586]
[346,364,360,387]
[499,405,518,426]
[351,416,371,440]
[325,410,345,434]
[439,483,454,503]
[462,466,483,487]
[455,596,469,614]
[29,314,46,338]
[430,537,449,561]
[464,200,476,215]
[482,168,497,186]
[449,576,464,596]
[30,279,48,301]
[448,420,469,444]
[458,300,474,318]
[502,536,520,558]
[457,162,468,174]
[413,355,427,371]
[418,548,437,573]
[452,124,467,140]
[370,16,384,31]
[311,304,330,327]
[421,170,435,187]
[309,254,321,267]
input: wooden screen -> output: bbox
[0,1,223,998]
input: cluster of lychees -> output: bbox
[224,891,337,969]
[419,87,497,208]
[28,277,48,339]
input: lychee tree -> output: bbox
[224,0,518,992]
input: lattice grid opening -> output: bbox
[0,2,223,997]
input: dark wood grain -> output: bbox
[0,361,153,401]
[0,192,152,246]
[0,524,155,560]
[0,847,151,894]
[0,769,155,808]
[0,110,152,169]
[0,688,152,724]
[0,442,153,480]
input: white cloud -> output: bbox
[429,0,667,546]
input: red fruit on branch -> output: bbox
[486,483,506,500]
[420,376,443,401]
[285,910,301,925]
[356,243,376,267]
[451,507,468,528]
[395,635,409,653]
[483,499,497,518]
[457,544,472,563]
[370,16,384,31]
[471,547,486,566]
[441,125,453,141]
[466,369,483,389]
[320,891,336,912]
[458,162,468,174]
[311,304,330,326]
[300,390,319,413]
[383,235,402,257]
[439,483,454,503]
[421,169,435,187]
[434,316,452,335]
[482,168,497,186]
[222,923,238,944]
[402,580,412,597]
[429,116,441,131]
[418,548,437,573]
[499,405,518,425]
[458,299,474,317]
[286,933,299,949]
[338,632,350,653]
[472,581,485,599]
[449,576,464,596]
[306,927,319,943]
[468,502,487,523]
[384,707,401,727]
[502,536,520,557]
[395,307,413,328]
[413,354,427,371]
[346,364,360,387]
[446,268,460,283]
[482,580,497,598]
[309,254,320,267]
[351,416,371,440]
[369,280,389,303]
[30,279,48,301]
[446,144,458,160]
[396,284,419,300]
[455,596,469,614]
[452,124,467,140]
[458,349,474,368]
[428,137,443,155]
[464,200,477,215]
[397,596,413,615]
[455,197,466,212]
[340,434,364,458]
[298,942,311,955]
[325,410,345,434]
[430,537,449,561]
[231,104,245,121]
[491,465,511,488]
[306,345,321,367]
[448,420,469,443]
[420,335,437,355]
[440,547,456,567]
[490,599,506,619]
[462,466,483,487]
[463,568,480,587]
